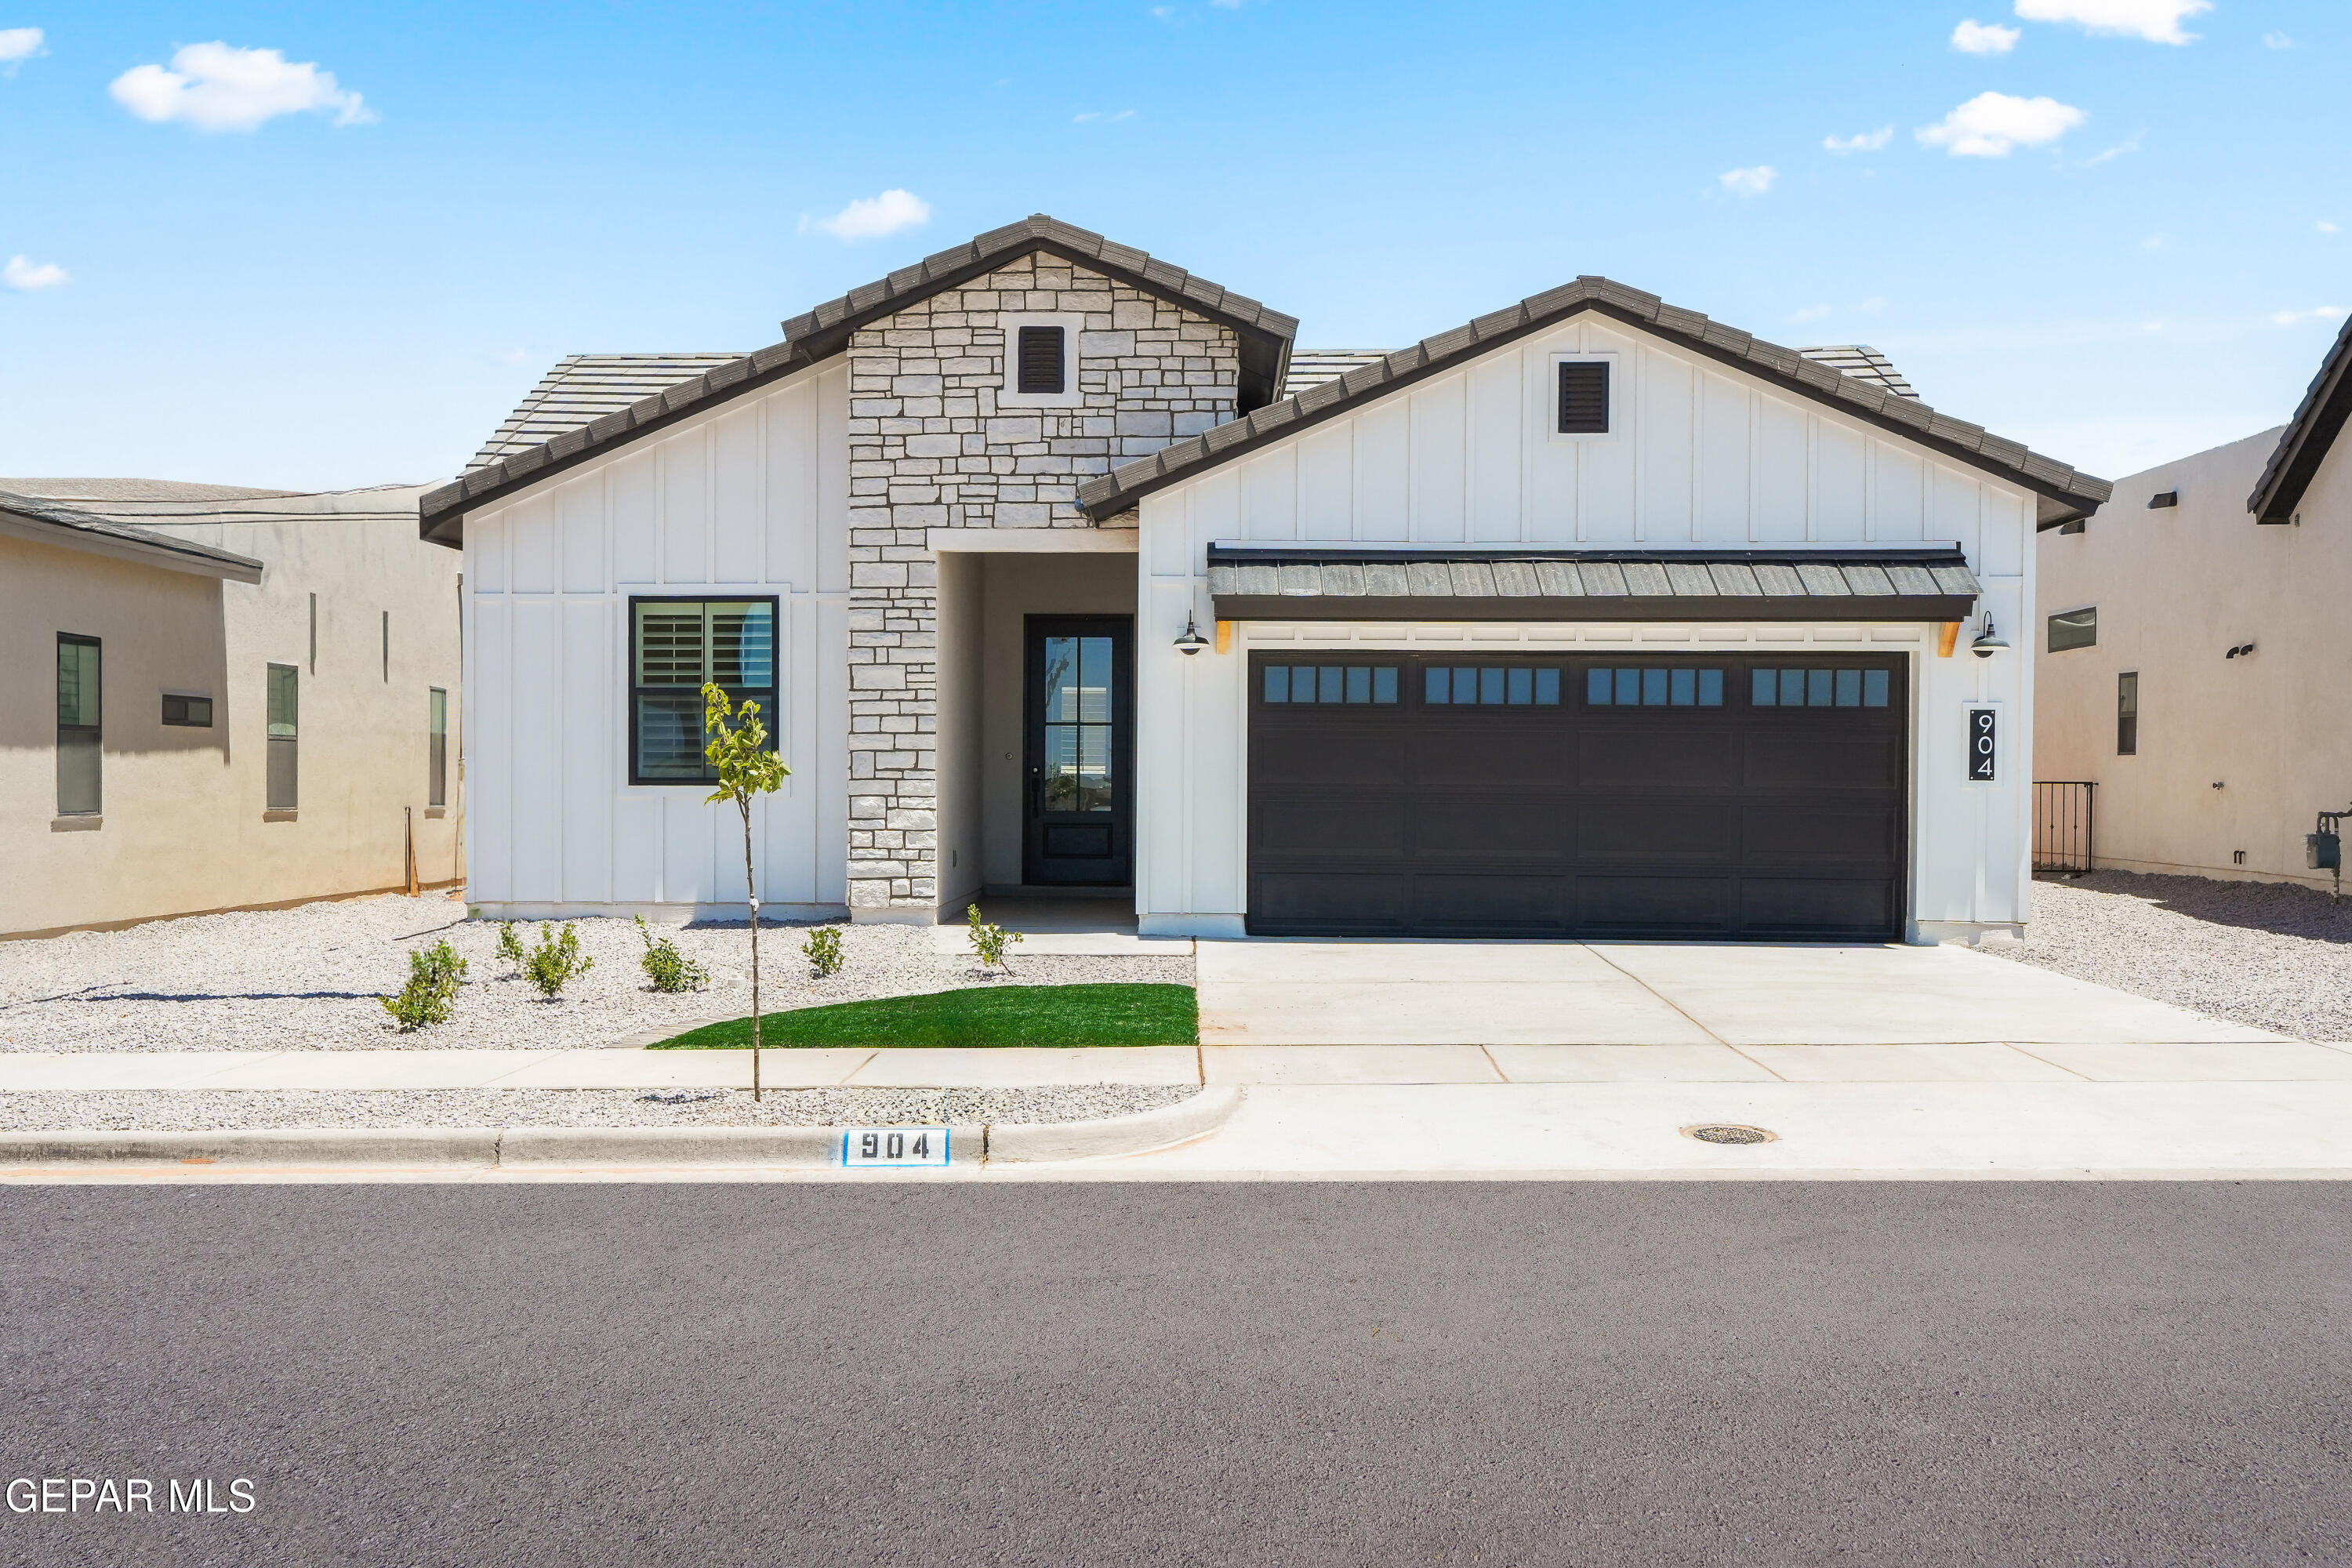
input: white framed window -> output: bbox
[1548,351,1618,443]
[997,312,1087,408]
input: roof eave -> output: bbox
[0,507,267,583]
[2248,312,2352,523]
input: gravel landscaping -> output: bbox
[0,895,1192,1054]
[0,1084,1200,1131]
[1987,870,2352,1042]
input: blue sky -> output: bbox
[0,0,2343,490]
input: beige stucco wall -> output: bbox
[2,512,462,936]
[2033,423,2352,886]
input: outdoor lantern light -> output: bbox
[1970,615,2008,659]
[1174,613,1210,656]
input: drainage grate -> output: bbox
[1683,1123,1776,1145]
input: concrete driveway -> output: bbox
[1192,939,2326,1084]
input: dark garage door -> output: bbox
[1247,652,1907,940]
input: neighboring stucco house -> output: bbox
[426,215,2110,943]
[2,480,462,938]
[2036,312,2352,887]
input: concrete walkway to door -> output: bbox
[1192,939,2352,1087]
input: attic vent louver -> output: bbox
[1017,325,1066,395]
[1558,361,1610,434]
[2149,490,2180,509]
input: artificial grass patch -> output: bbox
[650,982,1198,1050]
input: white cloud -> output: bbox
[1915,91,2085,156]
[0,26,44,69]
[3,254,68,290]
[1791,304,1832,323]
[2012,0,2210,45]
[1073,108,1136,123]
[1951,19,2021,53]
[2321,222,2341,235]
[2141,232,2168,252]
[1823,125,1892,154]
[1718,165,1776,197]
[1858,296,1887,314]
[1209,0,1243,8]
[2263,31,2296,49]
[2271,306,2348,327]
[110,42,372,131]
[800,189,931,241]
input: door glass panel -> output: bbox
[1807,669,1834,706]
[1265,666,1290,702]
[1079,638,1111,720]
[1319,666,1343,703]
[1780,669,1805,706]
[1374,667,1398,703]
[1044,634,1114,813]
[1076,724,1112,811]
[1669,668,1695,706]
[1044,637,1078,721]
[1864,670,1889,707]
[1454,668,1477,705]
[1835,669,1862,707]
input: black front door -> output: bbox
[1023,617,1134,887]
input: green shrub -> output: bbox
[967,904,1022,975]
[636,915,710,993]
[803,926,844,980]
[524,922,594,999]
[495,921,526,973]
[381,938,466,1030]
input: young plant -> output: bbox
[803,925,844,980]
[635,914,710,994]
[523,921,594,1000]
[703,683,789,1100]
[967,903,1022,975]
[495,920,526,974]
[381,938,467,1030]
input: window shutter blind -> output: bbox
[1017,326,1065,394]
[1557,361,1610,433]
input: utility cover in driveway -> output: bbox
[1247,652,1906,939]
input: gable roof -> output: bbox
[469,355,747,470]
[1077,276,2110,527]
[0,488,266,583]
[2249,311,2352,524]
[421,215,1300,544]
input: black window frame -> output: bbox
[1557,361,1610,434]
[2118,671,2138,757]
[56,633,101,817]
[1015,325,1066,395]
[2048,606,2098,652]
[162,693,214,728]
[428,687,448,807]
[627,595,781,787]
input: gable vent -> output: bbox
[1558,361,1610,434]
[1017,325,1066,395]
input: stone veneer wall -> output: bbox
[844,252,1243,916]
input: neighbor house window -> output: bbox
[1557,361,1610,434]
[56,633,100,816]
[630,599,778,784]
[428,688,448,807]
[2048,606,2097,652]
[2118,672,2138,756]
[267,663,299,811]
[162,693,213,727]
[1016,325,1065,394]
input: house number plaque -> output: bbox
[1965,707,1998,782]
[841,1127,949,1167]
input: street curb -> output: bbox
[985,1087,1242,1163]
[0,1090,1238,1171]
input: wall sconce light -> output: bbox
[1969,615,2008,659]
[1173,612,1210,656]
[2224,642,2256,659]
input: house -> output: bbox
[2034,311,2352,887]
[2,479,462,938]
[425,215,2110,943]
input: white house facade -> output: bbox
[423,216,2111,945]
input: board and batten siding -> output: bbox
[1134,315,2036,939]
[463,362,851,917]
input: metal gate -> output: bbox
[2032,781,2096,875]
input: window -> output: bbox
[267,664,299,811]
[1590,666,1726,707]
[428,688,448,807]
[308,593,318,673]
[631,598,778,783]
[1557,361,1610,434]
[2048,606,2097,652]
[1264,665,1400,705]
[382,610,390,681]
[1426,666,1563,706]
[162,693,213,727]
[56,634,100,816]
[2118,672,2138,756]
[1751,667,1889,709]
[1016,326,1065,395]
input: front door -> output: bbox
[1023,617,1134,887]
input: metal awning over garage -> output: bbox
[1207,545,1980,623]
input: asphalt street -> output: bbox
[2,1181,2348,1566]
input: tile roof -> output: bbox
[1795,345,1918,401]
[466,355,748,470]
[1281,350,1389,400]
[422,215,1301,544]
[0,477,302,503]
[0,488,267,582]
[1206,543,1979,622]
[2249,311,2352,523]
[1080,276,2110,528]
